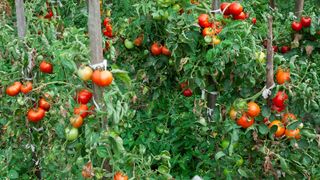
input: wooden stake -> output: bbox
[15,0,26,38]
[266,15,274,103]
[269,0,276,9]
[211,0,220,12]
[294,0,304,18]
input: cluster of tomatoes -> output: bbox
[150,42,171,56]
[5,58,54,123]
[198,14,222,45]
[102,17,113,38]
[78,65,113,87]
[230,100,260,129]
[180,81,192,97]
[123,35,144,49]
[220,2,246,20]
[291,16,312,32]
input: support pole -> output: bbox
[266,15,274,104]
[294,0,304,18]
[15,0,26,38]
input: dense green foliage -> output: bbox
[0,0,320,179]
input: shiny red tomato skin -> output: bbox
[27,108,46,123]
[220,2,231,15]
[228,2,243,16]
[233,12,246,20]
[150,43,162,56]
[74,104,89,118]
[291,21,303,31]
[236,114,254,128]
[300,16,311,27]
[183,88,193,97]
[39,98,51,111]
[76,89,93,104]
[103,18,110,27]
[198,14,212,28]
[272,91,288,107]
[281,46,290,54]
[6,82,22,96]
[252,18,257,24]
[40,61,53,74]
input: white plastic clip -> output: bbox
[262,83,275,99]
[92,97,101,111]
[90,59,108,70]
[210,9,221,14]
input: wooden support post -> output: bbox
[88,0,105,120]
[266,15,274,104]
[269,0,276,9]
[88,0,111,173]
[211,0,220,12]
[294,0,304,18]
[15,0,26,38]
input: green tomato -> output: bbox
[152,12,162,20]
[233,98,247,111]
[220,140,230,150]
[156,125,164,134]
[204,36,212,44]
[223,168,232,176]
[37,55,44,61]
[124,39,134,49]
[255,51,266,64]
[172,4,181,12]
[235,156,244,166]
[65,127,79,141]
[161,11,170,20]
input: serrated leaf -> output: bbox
[215,151,226,160]
[238,168,248,178]
[96,146,108,158]
[258,124,269,135]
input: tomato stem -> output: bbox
[32,81,74,92]
[244,86,266,101]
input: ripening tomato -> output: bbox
[82,161,93,178]
[38,98,50,111]
[105,24,112,32]
[103,29,113,38]
[114,172,128,180]
[180,81,188,90]
[247,101,260,118]
[252,18,257,24]
[134,36,143,46]
[91,70,113,87]
[103,17,111,27]
[228,2,243,16]
[285,128,300,139]
[220,2,230,15]
[212,37,221,45]
[6,82,22,96]
[70,115,84,128]
[300,16,311,27]
[268,120,285,137]
[150,43,162,56]
[237,114,254,128]
[282,113,296,125]
[161,46,171,56]
[291,21,302,31]
[78,66,93,81]
[202,27,215,37]
[276,68,290,85]
[21,81,33,94]
[183,88,192,97]
[74,104,89,118]
[27,107,46,123]
[198,14,211,28]
[280,46,290,54]
[76,89,93,104]
[271,104,285,113]
[273,46,278,52]
[229,108,237,120]
[272,91,288,107]
[44,10,53,19]
[40,61,53,74]
[233,12,246,20]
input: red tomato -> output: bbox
[103,17,111,27]
[252,18,257,24]
[228,2,243,16]
[282,113,296,125]
[39,98,51,111]
[114,172,128,180]
[91,70,113,87]
[220,2,230,15]
[276,68,290,85]
[44,10,53,19]
[6,82,22,96]
[285,129,300,139]
[291,21,302,31]
[21,81,33,94]
[233,12,246,20]
[74,104,89,118]
[103,29,113,38]
[273,46,278,52]
[236,114,254,128]
[150,43,162,56]
[27,108,46,123]
[280,46,290,54]
[161,46,171,56]
[76,89,93,104]
[40,61,53,74]
[272,91,288,107]
[70,115,84,128]
[246,101,260,118]
[202,27,215,37]
[198,14,212,28]
[183,88,193,97]
[300,16,311,27]
[105,24,113,32]
[268,120,285,137]
[134,36,143,47]
[271,104,285,113]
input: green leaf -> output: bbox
[8,169,19,179]
[96,146,108,158]
[261,106,271,117]
[215,151,226,160]
[258,124,269,135]
[287,120,301,130]
[237,168,249,178]
[158,165,169,174]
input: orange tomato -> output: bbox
[282,113,296,125]
[134,35,143,46]
[285,128,301,139]
[229,108,237,120]
[38,98,51,111]
[114,172,128,180]
[70,115,84,128]
[21,81,33,94]
[246,101,260,118]
[150,42,162,56]
[236,114,254,128]
[268,120,285,137]
[74,104,89,118]
[6,82,22,96]
[276,68,290,85]
[161,46,171,56]
[92,70,113,87]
